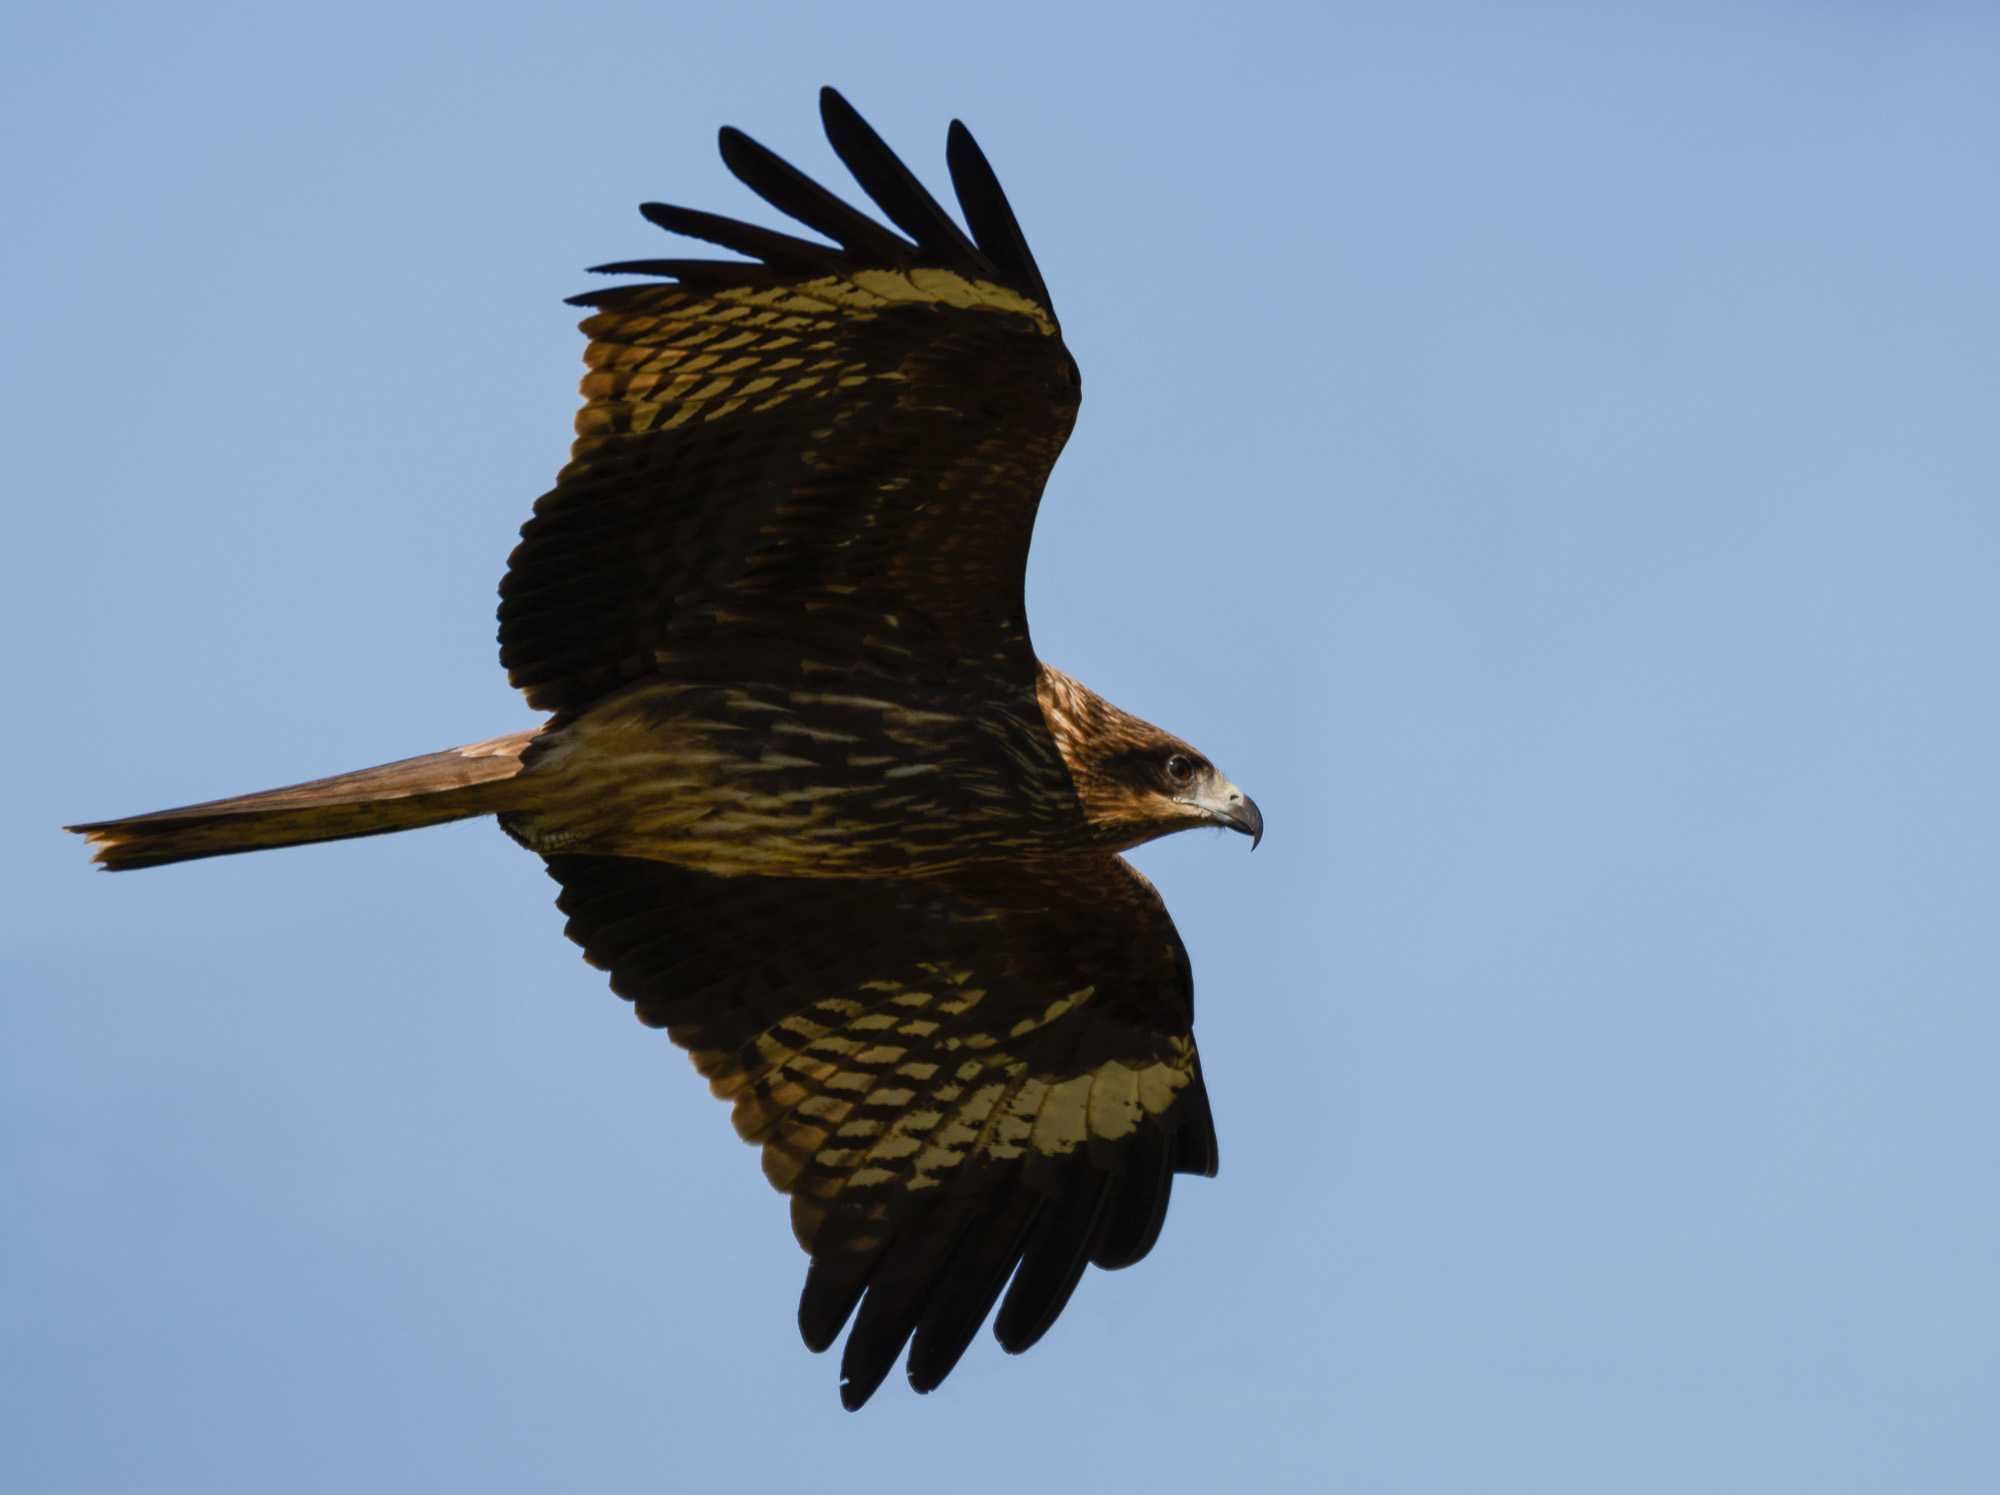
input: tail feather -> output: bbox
[68,731,539,871]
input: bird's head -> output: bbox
[1037,666,1262,853]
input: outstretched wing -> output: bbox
[544,852,1218,1409]
[501,88,1082,714]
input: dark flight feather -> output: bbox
[574,257,794,289]
[717,124,917,264]
[818,87,990,271]
[565,89,1056,321]
[992,1166,1114,1355]
[904,1188,1041,1393]
[636,201,837,268]
[946,119,1056,321]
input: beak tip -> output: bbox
[1234,792,1263,851]
[1200,784,1264,850]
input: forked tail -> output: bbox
[67,731,539,871]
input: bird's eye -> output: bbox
[1164,753,1194,786]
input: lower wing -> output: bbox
[543,851,1218,1408]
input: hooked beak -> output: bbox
[1221,789,1264,849]
[1185,777,1263,849]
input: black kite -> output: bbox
[70,88,1263,1409]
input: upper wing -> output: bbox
[500,89,1082,714]
[544,851,1219,1409]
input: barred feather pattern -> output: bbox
[499,273,1077,716]
[500,667,1094,876]
[546,852,1217,1408]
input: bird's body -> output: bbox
[500,663,1089,874]
[70,89,1261,1409]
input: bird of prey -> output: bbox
[69,88,1262,1409]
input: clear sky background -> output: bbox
[4,3,1996,1491]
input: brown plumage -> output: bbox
[67,87,1262,1409]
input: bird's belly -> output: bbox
[503,679,1083,876]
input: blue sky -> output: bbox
[5,2,1997,1490]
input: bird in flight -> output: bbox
[70,88,1262,1408]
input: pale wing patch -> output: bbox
[568,273,1055,469]
[685,958,1195,1249]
